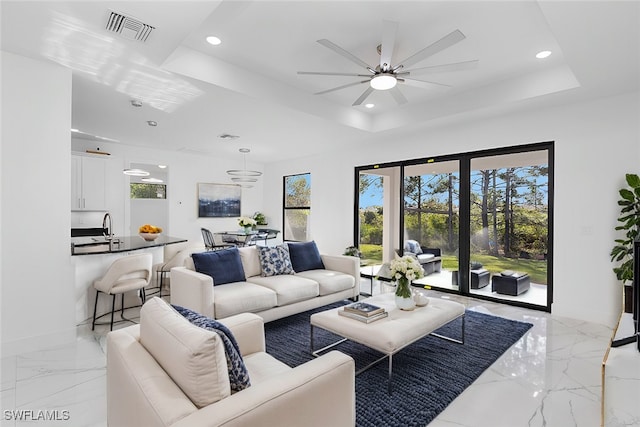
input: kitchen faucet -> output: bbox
[103,212,114,241]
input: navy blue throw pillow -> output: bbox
[287,241,325,272]
[171,304,250,394]
[192,248,245,285]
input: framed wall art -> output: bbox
[197,183,241,218]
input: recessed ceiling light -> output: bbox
[364,103,375,109]
[536,50,552,59]
[147,120,157,127]
[71,128,79,132]
[158,164,167,169]
[206,36,222,46]
[141,177,164,183]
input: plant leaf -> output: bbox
[626,173,640,188]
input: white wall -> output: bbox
[1,52,76,354]
[263,91,640,327]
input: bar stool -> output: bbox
[151,242,205,297]
[92,253,152,331]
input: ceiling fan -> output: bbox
[297,20,478,106]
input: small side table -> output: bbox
[470,269,490,289]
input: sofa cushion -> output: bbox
[248,275,319,306]
[192,248,245,285]
[238,246,262,278]
[295,270,355,296]
[416,253,435,262]
[287,241,325,272]
[258,245,295,276]
[242,352,291,384]
[139,297,230,408]
[213,282,278,319]
[172,304,250,394]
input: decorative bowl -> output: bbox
[139,232,161,241]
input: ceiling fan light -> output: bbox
[370,74,397,90]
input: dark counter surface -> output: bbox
[71,235,188,256]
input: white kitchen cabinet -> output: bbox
[71,154,106,210]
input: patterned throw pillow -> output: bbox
[404,240,422,254]
[258,245,295,276]
[171,304,251,394]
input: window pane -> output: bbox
[469,151,549,308]
[284,209,309,241]
[130,183,166,199]
[285,174,310,207]
[404,160,460,291]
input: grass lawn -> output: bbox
[359,245,548,284]
[360,244,382,266]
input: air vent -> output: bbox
[106,11,154,42]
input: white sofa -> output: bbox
[107,297,355,427]
[170,245,360,322]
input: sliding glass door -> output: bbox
[468,150,550,308]
[403,160,460,292]
[354,142,553,312]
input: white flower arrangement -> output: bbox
[238,216,257,227]
[389,255,424,282]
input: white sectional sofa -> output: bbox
[171,243,360,322]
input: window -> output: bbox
[130,183,166,199]
[283,173,310,241]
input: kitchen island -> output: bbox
[71,235,189,324]
[71,235,187,255]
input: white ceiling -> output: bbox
[2,1,639,163]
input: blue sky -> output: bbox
[360,185,383,208]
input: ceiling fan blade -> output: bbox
[352,87,375,106]
[401,78,452,90]
[298,71,372,77]
[404,59,479,75]
[317,39,371,69]
[379,20,398,72]
[315,80,369,95]
[389,87,408,105]
[396,29,466,69]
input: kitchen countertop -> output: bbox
[71,235,188,255]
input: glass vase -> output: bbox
[395,277,415,310]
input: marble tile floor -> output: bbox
[1,289,616,427]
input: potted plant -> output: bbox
[610,173,640,313]
[253,212,268,226]
[343,246,362,257]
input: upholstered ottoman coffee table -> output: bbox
[310,293,465,393]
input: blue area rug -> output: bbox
[264,301,533,427]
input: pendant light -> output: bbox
[227,148,262,183]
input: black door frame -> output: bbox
[354,141,554,312]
